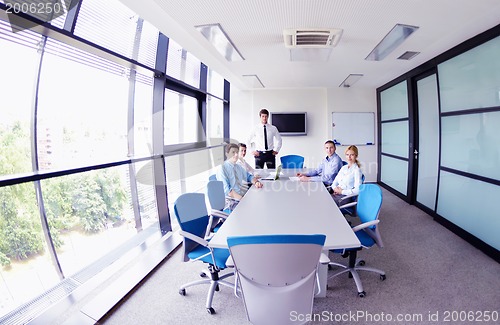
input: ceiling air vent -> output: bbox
[283,28,343,48]
[397,51,420,60]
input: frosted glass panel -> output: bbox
[437,171,500,250]
[380,156,408,195]
[381,121,409,158]
[438,36,500,112]
[441,111,500,180]
[380,81,408,121]
[416,74,439,210]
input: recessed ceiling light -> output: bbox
[365,24,419,61]
[339,74,363,88]
[242,74,265,88]
[195,23,244,61]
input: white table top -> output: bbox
[209,177,361,250]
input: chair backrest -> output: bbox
[280,155,305,168]
[173,193,210,261]
[207,180,225,211]
[356,184,383,247]
[228,234,326,325]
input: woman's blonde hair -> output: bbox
[345,145,361,168]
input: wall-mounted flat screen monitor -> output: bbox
[271,112,307,136]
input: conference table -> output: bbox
[209,169,361,297]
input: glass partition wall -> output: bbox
[378,27,500,261]
[0,0,229,321]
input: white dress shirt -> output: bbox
[247,123,282,152]
[237,157,255,174]
[331,163,363,196]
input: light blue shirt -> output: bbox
[304,153,343,185]
[331,163,363,196]
[216,160,254,196]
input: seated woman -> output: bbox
[330,145,363,207]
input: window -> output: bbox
[0,183,60,318]
[0,22,40,176]
[37,39,130,170]
[166,38,201,88]
[133,73,154,157]
[206,95,224,143]
[207,68,224,98]
[74,0,138,60]
[164,90,203,145]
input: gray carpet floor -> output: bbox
[100,188,500,325]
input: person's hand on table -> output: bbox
[254,180,263,188]
[333,186,343,195]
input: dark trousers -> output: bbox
[255,151,276,169]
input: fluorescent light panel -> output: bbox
[242,74,265,88]
[195,23,244,61]
[365,24,419,61]
[339,74,363,88]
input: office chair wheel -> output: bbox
[358,260,365,266]
[179,289,186,296]
[207,307,215,314]
[358,291,366,298]
[380,274,386,281]
[199,271,207,278]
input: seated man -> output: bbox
[217,143,263,209]
[237,143,256,175]
[296,140,343,186]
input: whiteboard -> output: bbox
[332,112,375,146]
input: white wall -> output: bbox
[327,87,378,182]
[230,86,378,182]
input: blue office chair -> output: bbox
[206,180,239,235]
[228,234,326,325]
[328,184,386,297]
[280,154,305,168]
[173,193,234,314]
[338,173,366,216]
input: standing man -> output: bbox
[296,140,343,186]
[247,108,282,169]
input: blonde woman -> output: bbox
[330,145,363,206]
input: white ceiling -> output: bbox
[120,0,500,90]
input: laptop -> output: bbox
[260,165,282,181]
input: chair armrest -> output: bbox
[211,209,229,219]
[226,196,240,203]
[179,230,209,247]
[338,193,358,203]
[351,220,380,232]
[338,201,357,210]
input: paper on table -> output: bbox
[288,176,300,182]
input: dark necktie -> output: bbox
[264,125,268,150]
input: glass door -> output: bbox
[414,73,440,211]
